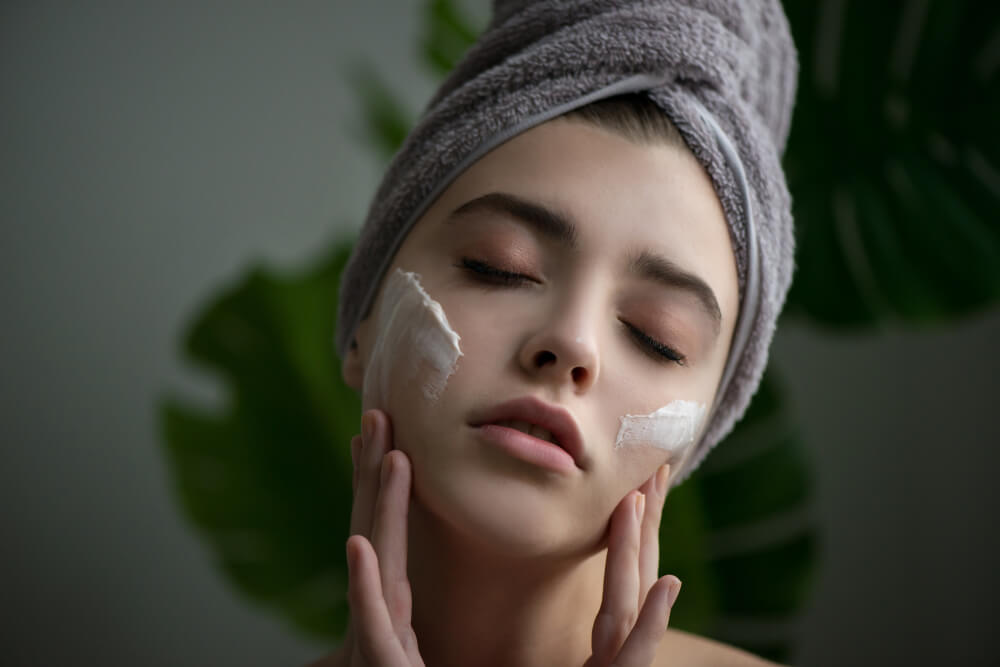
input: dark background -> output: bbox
[3,1,998,665]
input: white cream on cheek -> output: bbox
[615,400,707,456]
[363,269,463,408]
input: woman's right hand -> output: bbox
[325,409,426,667]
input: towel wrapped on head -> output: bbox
[336,0,798,484]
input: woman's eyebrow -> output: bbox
[444,192,579,249]
[628,251,722,337]
[445,192,722,336]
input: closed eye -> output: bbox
[457,257,538,287]
[621,320,687,366]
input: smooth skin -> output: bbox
[313,118,779,666]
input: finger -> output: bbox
[350,435,362,495]
[638,463,670,607]
[591,490,644,664]
[337,429,361,667]
[370,450,414,634]
[612,575,681,666]
[345,535,410,665]
[350,410,392,538]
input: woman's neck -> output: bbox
[406,498,608,667]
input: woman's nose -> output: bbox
[517,308,600,393]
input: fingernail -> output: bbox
[362,412,376,443]
[655,464,671,497]
[634,492,645,521]
[380,452,394,484]
[667,577,682,608]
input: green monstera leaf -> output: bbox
[161,243,359,639]
[783,0,1000,327]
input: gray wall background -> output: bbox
[3,2,997,665]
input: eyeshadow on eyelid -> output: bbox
[628,311,702,354]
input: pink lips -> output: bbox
[470,396,588,473]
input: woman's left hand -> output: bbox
[584,464,681,666]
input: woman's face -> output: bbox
[345,117,739,558]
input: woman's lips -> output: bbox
[470,396,588,472]
[474,423,578,473]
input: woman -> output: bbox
[315,1,797,664]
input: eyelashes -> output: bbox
[457,256,687,366]
[620,320,687,366]
[457,257,538,287]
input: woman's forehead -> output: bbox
[427,119,723,240]
[403,118,739,319]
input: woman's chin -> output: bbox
[410,464,603,562]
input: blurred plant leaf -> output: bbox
[160,242,360,639]
[420,0,480,75]
[782,0,1000,327]
[348,65,413,161]
[350,0,479,160]
[663,370,816,663]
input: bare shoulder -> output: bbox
[655,628,784,667]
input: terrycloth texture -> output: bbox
[336,0,798,484]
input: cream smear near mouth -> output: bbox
[363,269,462,407]
[615,400,707,455]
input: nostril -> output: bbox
[533,350,557,367]
[571,367,587,384]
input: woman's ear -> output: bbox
[341,336,364,391]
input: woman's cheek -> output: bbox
[614,445,671,491]
[614,399,708,463]
[362,269,464,411]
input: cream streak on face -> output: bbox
[615,400,707,455]
[363,269,463,408]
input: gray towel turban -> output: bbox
[336,0,798,484]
